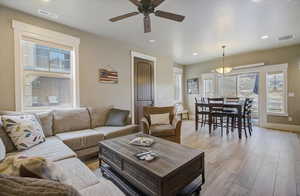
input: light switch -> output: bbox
[288,117,293,122]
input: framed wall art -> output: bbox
[187,78,199,94]
[99,66,118,84]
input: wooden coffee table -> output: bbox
[99,134,205,196]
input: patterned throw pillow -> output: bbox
[1,115,45,151]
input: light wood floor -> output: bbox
[87,120,300,196]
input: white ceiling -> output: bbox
[1,0,300,64]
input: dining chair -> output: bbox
[226,97,240,103]
[208,102,227,135]
[195,97,209,128]
[230,98,253,138]
[208,98,239,136]
[242,98,254,137]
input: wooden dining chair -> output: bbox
[208,102,227,135]
[242,98,254,137]
[207,98,238,136]
[195,97,209,128]
[230,98,254,138]
[226,97,240,103]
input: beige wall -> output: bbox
[0,6,174,112]
[184,44,300,125]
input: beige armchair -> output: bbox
[141,106,182,144]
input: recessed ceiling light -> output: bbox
[149,39,156,43]
[42,0,51,2]
[252,0,262,3]
[193,52,198,56]
[261,35,269,40]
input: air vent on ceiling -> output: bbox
[278,34,294,41]
[38,9,58,19]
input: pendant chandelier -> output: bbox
[216,45,232,74]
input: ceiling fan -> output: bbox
[109,0,185,33]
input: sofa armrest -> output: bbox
[141,117,150,134]
[172,118,182,137]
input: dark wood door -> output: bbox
[134,57,154,124]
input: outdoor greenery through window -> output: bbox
[267,72,284,114]
[22,39,73,109]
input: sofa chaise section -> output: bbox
[8,136,76,162]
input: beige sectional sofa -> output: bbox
[0,107,138,196]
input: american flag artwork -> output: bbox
[99,68,118,84]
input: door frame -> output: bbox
[131,51,157,124]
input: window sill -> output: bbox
[267,112,288,117]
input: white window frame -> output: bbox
[173,67,183,103]
[201,73,217,97]
[266,67,288,116]
[13,20,80,111]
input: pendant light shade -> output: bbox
[215,45,232,74]
[216,67,232,74]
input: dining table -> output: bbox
[195,101,244,139]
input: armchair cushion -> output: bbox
[150,113,170,125]
[150,125,176,137]
[144,106,175,125]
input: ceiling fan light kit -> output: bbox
[109,0,185,33]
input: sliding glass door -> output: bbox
[217,73,260,123]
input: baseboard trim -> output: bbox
[263,123,300,133]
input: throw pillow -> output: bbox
[0,155,66,182]
[1,114,45,150]
[0,174,81,196]
[150,113,170,125]
[105,108,130,126]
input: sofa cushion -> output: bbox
[79,181,125,196]
[93,125,138,139]
[1,114,46,150]
[75,146,98,158]
[56,158,99,191]
[35,111,53,137]
[150,125,176,137]
[56,129,104,151]
[53,108,91,134]
[87,106,113,128]
[17,137,76,162]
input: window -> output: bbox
[204,79,214,97]
[174,68,183,103]
[13,20,80,111]
[217,76,237,97]
[266,71,287,114]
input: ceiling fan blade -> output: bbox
[109,12,139,22]
[152,0,165,7]
[128,0,142,7]
[155,10,185,22]
[144,15,151,33]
